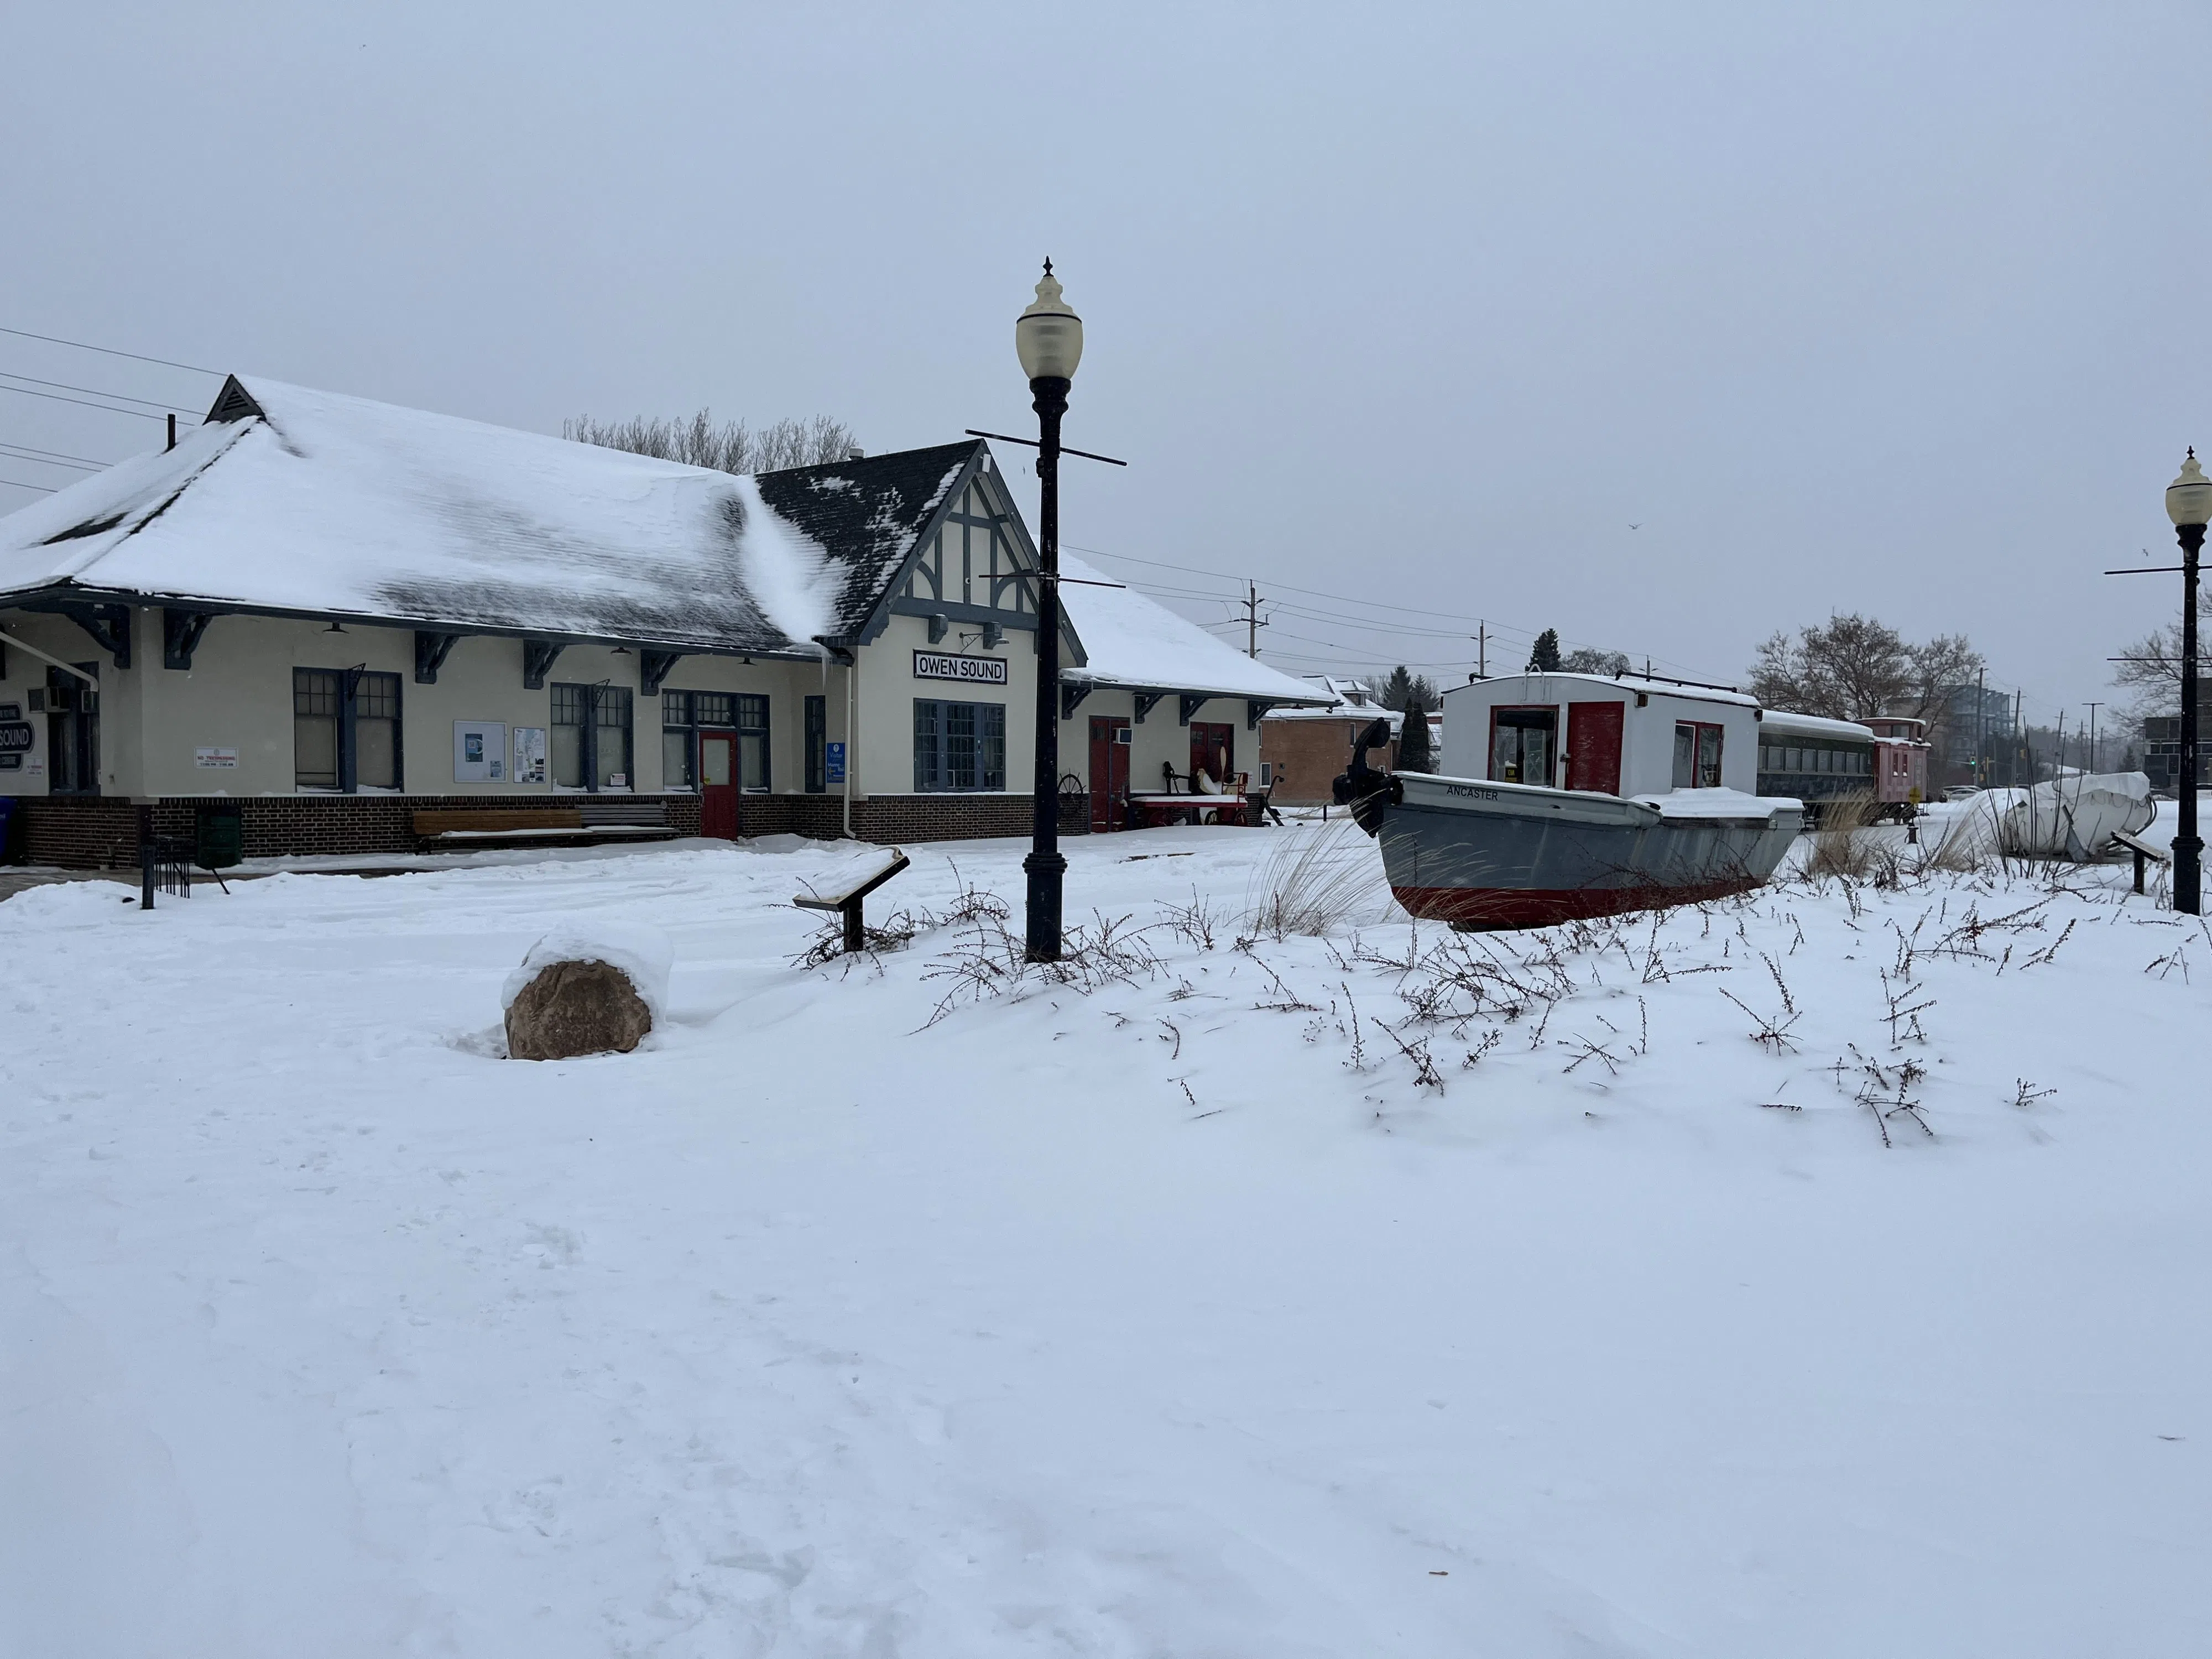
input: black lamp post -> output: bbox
[2167,448,2212,914]
[1015,261,1084,962]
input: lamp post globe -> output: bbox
[1018,262,1082,962]
[2168,449,2209,915]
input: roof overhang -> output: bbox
[0,583,831,664]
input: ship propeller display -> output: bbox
[1330,717,1401,837]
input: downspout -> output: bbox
[844,654,857,839]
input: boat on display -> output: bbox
[1332,716,1803,931]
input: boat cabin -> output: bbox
[1437,672,1764,797]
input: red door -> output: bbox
[1566,701,1624,794]
[1190,722,1235,787]
[700,732,739,838]
[1089,716,1130,831]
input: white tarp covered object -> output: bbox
[1998,773,2157,860]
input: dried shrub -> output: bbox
[1242,817,1400,939]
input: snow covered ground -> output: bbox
[4,822,2208,1657]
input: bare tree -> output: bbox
[564,410,860,474]
[1749,614,1982,727]
[1560,646,1631,676]
[2112,588,2212,728]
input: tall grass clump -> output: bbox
[1243,816,1400,938]
[1803,791,1895,882]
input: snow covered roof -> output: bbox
[1760,709,1877,742]
[1443,671,1763,711]
[0,375,974,656]
[1055,551,1329,705]
[1264,674,1402,722]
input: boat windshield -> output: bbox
[1491,707,1556,786]
[1673,721,1724,788]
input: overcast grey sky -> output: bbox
[3,2,2205,724]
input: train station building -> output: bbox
[0,375,1323,867]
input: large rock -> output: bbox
[500,923,673,1061]
[504,958,654,1060]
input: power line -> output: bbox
[1071,539,1695,671]
[0,474,58,492]
[0,445,98,472]
[0,382,171,421]
[0,371,201,414]
[0,324,221,377]
[0,439,108,467]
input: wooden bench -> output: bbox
[411,802,677,851]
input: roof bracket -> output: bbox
[163,609,216,671]
[1246,698,1276,731]
[521,638,565,690]
[1132,692,1162,724]
[59,602,132,670]
[1061,681,1092,721]
[414,630,460,685]
[1178,693,1207,726]
[640,649,684,697]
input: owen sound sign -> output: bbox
[912,650,1009,686]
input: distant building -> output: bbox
[1258,677,1407,805]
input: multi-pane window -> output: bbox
[596,686,631,789]
[354,672,400,789]
[551,682,633,791]
[294,667,401,791]
[295,670,341,788]
[805,695,827,794]
[913,698,1006,791]
[661,689,696,789]
[735,694,769,791]
[660,690,768,791]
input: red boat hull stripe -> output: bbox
[1390,878,1764,930]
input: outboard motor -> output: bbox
[1330,716,1401,837]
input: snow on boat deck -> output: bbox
[2,823,2206,1656]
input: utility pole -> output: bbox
[2085,702,2103,774]
[1473,622,1486,679]
[1982,668,2000,787]
[1241,579,1267,658]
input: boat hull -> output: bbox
[1374,774,1802,930]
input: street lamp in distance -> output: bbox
[2165,448,2212,914]
[1016,262,1084,962]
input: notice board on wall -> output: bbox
[453,721,508,782]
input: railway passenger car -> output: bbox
[1756,711,1928,823]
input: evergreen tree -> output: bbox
[1381,665,1416,712]
[1527,629,1562,672]
[1395,700,1434,772]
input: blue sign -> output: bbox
[825,740,846,784]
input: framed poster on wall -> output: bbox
[511,726,547,785]
[453,720,508,782]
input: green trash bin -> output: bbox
[195,804,244,872]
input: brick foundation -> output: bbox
[11,790,1072,868]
